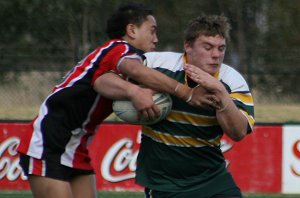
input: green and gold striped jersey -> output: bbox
[136,52,255,193]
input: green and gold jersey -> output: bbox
[136,52,255,192]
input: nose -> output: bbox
[211,48,221,58]
[153,34,159,44]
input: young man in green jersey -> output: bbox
[138,15,254,198]
[97,14,254,198]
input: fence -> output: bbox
[1,50,300,120]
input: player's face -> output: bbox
[133,15,158,52]
[185,35,226,76]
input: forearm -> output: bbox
[94,73,141,100]
[94,72,161,118]
[216,94,248,141]
[119,58,192,100]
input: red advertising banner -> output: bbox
[223,126,282,193]
[89,124,143,191]
[282,125,300,194]
[0,122,289,193]
[0,122,30,190]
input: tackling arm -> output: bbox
[94,72,161,120]
[118,58,192,100]
[94,58,219,120]
[94,58,193,121]
[94,58,193,101]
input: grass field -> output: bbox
[0,191,299,198]
[1,71,300,122]
[254,103,300,123]
[1,103,300,123]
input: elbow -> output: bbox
[231,134,245,142]
[229,129,248,142]
[227,117,249,142]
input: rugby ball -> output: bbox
[112,93,172,125]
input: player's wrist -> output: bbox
[185,85,200,103]
[126,84,142,100]
[173,83,192,101]
[216,98,232,112]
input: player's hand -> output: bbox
[185,64,234,112]
[128,87,160,121]
[184,64,222,93]
[187,85,221,110]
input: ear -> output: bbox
[126,24,137,39]
[184,41,192,54]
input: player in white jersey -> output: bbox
[97,15,254,198]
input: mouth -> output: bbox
[209,63,219,67]
[151,47,156,52]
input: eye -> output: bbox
[219,46,226,52]
[203,44,212,50]
[151,28,157,35]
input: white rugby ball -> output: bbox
[112,93,172,125]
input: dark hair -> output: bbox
[106,3,153,39]
[184,14,231,46]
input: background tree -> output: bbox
[1,0,300,101]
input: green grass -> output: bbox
[0,191,299,198]
[1,71,300,123]
[255,103,300,123]
[0,191,144,198]
[244,194,299,198]
[1,103,300,123]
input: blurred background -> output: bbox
[1,0,300,121]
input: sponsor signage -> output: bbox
[223,126,282,193]
[0,122,299,194]
[89,124,143,191]
[0,123,29,189]
[282,125,300,193]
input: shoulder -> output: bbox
[103,39,144,64]
[219,63,249,92]
[144,52,184,72]
[144,51,182,60]
[102,39,141,55]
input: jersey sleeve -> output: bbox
[92,43,143,84]
[220,65,255,133]
[144,52,184,72]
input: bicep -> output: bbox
[93,72,130,100]
[118,58,156,84]
[94,71,117,92]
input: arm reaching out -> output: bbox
[119,58,221,109]
[119,58,192,100]
[94,72,160,121]
[94,58,214,120]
